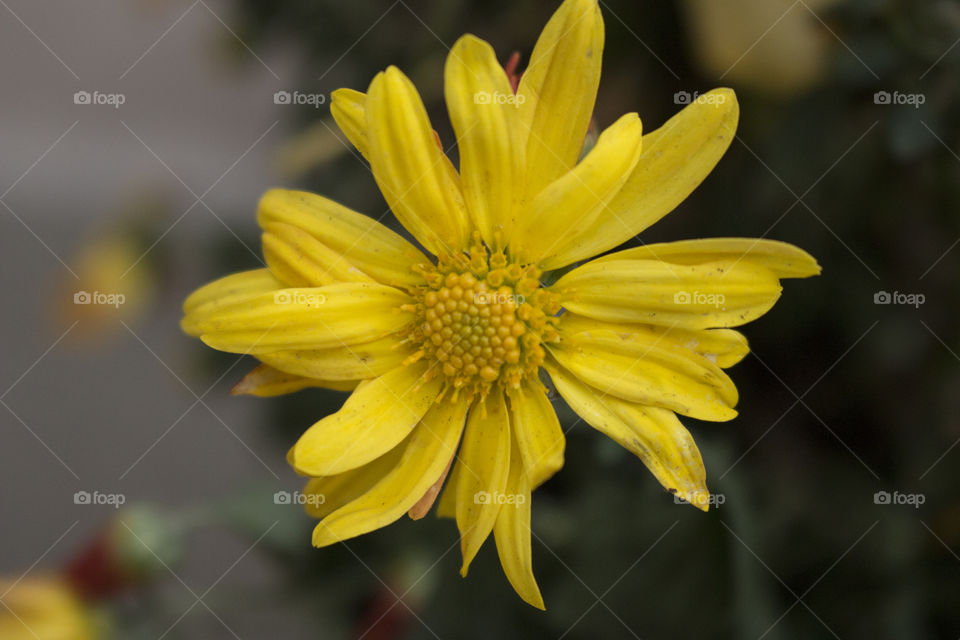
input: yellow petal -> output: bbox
[541,88,739,269]
[408,451,455,520]
[592,238,821,278]
[546,361,710,510]
[367,66,471,255]
[257,335,412,381]
[516,0,604,201]
[182,269,283,319]
[558,313,750,369]
[455,390,512,575]
[231,363,358,396]
[435,458,460,519]
[549,325,739,422]
[301,444,405,519]
[445,35,523,248]
[330,88,368,157]
[312,393,470,546]
[508,380,564,487]
[493,440,544,609]
[292,362,442,476]
[258,188,429,288]
[184,282,413,354]
[510,113,643,265]
[551,258,782,329]
[262,222,376,287]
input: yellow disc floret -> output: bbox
[401,234,560,401]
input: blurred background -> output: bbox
[1,0,959,637]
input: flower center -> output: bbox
[402,235,560,401]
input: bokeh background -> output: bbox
[2,0,959,638]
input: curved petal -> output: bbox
[493,440,544,610]
[516,0,604,201]
[183,282,414,354]
[262,222,376,287]
[292,362,442,476]
[301,444,406,519]
[592,238,821,279]
[367,66,472,255]
[257,335,412,381]
[258,189,429,289]
[558,313,750,369]
[455,390,511,575]
[510,113,643,265]
[231,364,359,396]
[508,380,564,487]
[546,361,710,510]
[550,258,782,329]
[541,88,740,269]
[445,35,524,248]
[311,393,470,546]
[549,325,739,422]
[330,88,368,158]
[182,269,283,318]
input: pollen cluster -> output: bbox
[402,235,560,401]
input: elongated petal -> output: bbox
[593,238,821,278]
[546,362,710,510]
[550,327,739,422]
[330,88,368,157]
[301,444,406,519]
[258,189,429,288]
[292,362,442,476]
[456,390,511,575]
[493,441,544,610]
[510,113,643,265]
[182,269,283,318]
[445,35,523,247]
[516,0,604,200]
[508,381,564,487]
[541,89,739,269]
[312,394,470,546]
[435,458,460,519]
[551,258,782,329]
[183,282,413,354]
[262,222,376,287]
[558,313,750,368]
[231,364,358,396]
[367,66,471,255]
[258,335,412,381]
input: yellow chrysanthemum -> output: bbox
[182,0,819,608]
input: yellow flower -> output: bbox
[182,0,819,608]
[0,575,96,640]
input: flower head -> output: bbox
[182,0,819,608]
